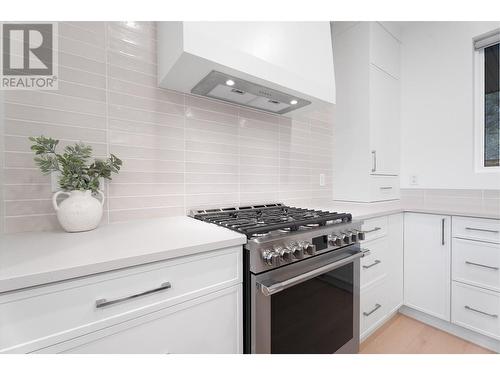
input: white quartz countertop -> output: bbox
[310,201,500,221]
[0,217,246,294]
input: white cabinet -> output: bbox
[360,214,403,340]
[369,65,400,176]
[370,22,400,79]
[404,213,451,321]
[35,285,242,354]
[332,22,401,202]
[0,246,243,354]
[451,217,500,340]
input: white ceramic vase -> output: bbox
[52,190,105,232]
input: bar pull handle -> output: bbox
[371,151,377,172]
[465,227,499,234]
[96,282,172,308]
[364,227,381,234]
[441,218,445,246]
[379,186,393,190]
[464,305,498,318]
[363,260,381,269]
[465,261,499,271]
[363,303,382,317]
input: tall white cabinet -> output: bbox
[332,22,401,202]
[404,213,451,321]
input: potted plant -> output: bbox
[30,136,122,232]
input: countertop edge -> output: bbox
[0,236,246,295]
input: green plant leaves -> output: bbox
[29,136,123,193]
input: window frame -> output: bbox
[474,42,499,173]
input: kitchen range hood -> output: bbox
[191,70,311,115]
[157,22,335,116]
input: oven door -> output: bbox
[251,246,362,354]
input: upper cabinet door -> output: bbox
[404,213,452,321]
[369,65,400,175]
[370,22,400,79]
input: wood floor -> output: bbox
[359,313,494,354]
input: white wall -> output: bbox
[400,21,500,190]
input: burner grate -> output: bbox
[192,204,352,238]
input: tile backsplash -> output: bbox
[401,188,500,216]
[0,22,334,233]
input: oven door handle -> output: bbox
[257,251,365,296]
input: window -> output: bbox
[474,31,499,171]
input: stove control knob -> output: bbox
[341,233,351,245]
[302,241,316,256]
[292,243,305,259]
[357,231,365,241]
[328,235,340,247]
[280,246,293,262]
[262,250,280,266]
[329,235,342,247]
[350,232,358,243]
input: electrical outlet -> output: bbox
[319,174,325,186]
[410,175,419,186]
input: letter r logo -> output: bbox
[3,23,53,76]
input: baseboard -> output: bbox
[399,305,500,353]
[360,304,401,342]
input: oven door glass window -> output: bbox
[270,263,354,354]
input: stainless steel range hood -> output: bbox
[191,71,311,115]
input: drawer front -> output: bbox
[361,237,387,288]
[34,285,242,354]
[452,238,500,292]
[452,282,500,340]
[0,246,241,353]
[370,176,399,202]
[453,217,500,244]
[360,276,388,336]
[361,216,388,242]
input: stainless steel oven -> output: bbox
[189,203,365,354]
[251,245,362,354]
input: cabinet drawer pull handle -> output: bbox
[441,218,445,246]
[464,305,498,318]
[379,186,393,190]
[364,227,381,234]
[363,303,382,317]
[465,261,499,271]
[465,227,499,234]
[363,260,381,269]
[371,150,377,172]
[96,282,172,308]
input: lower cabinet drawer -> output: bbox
[452,282,500,340]
[361,216,388,242]
[360,276,388,337]
[370,176,399,202]
[361,237,387,288]
[0,246,242,353]
[453,216,500,244]
[34,285,242,354]
[452,238,500,292]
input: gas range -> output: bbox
[190,203,365,273]
[190,203,365,353]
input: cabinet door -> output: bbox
[35,285,242,354]
[369,65,400,176]
[404,213,451,321]
[370,22,400,79]
[386,214,404,312]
